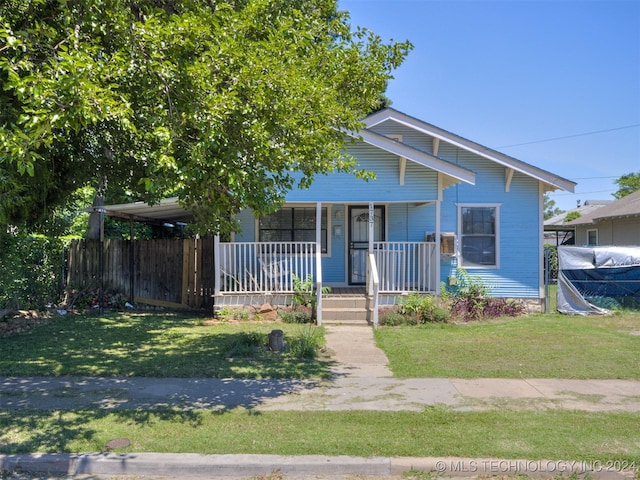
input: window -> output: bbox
[587,229,598,246]
[459,205,499,267]
[259,207,328,253]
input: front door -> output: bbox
[349,205,385,284]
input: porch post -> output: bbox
[435,198,441,296]
[368,202,374,254]
[214,235,221,296]
[435,175,442,296]
[315,202,323,326]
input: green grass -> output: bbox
[375,311,640,379]
[0,312,331,379]
[0,408,638,464]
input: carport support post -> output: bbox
[98,208,105,315]
[129,217,135,304]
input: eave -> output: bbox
[363,108,576,193]
[346,129,476,186]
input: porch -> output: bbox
[214,239,438,326]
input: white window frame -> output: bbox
[587,229,598,246]
[457,203,500,269]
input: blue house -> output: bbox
[97,108,575,323]
[212,108,575,321]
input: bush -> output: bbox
[0,233,64,310]
[449,295,526,321]
[280,306,313,324]
[399,292,449,323]
[216,307,250,322]
[446,268,526,321]
[379,308,418,326]
[287,326,322,358]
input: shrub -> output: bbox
[216,307,250,322]
[399,292,449,323]
[287,326,322,358]
[280,307,313,324]
[446,268,526,321]
[0,233,64,310]
[379,308,418,326]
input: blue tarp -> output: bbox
[557,246,640,314]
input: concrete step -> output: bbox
[322,307,369,323]
[321,295,371,324]
[322,296,369,309]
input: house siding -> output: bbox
[576,218,640,246]
[285,143,439,203]
[440,151,541,298]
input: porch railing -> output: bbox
[218,241,316,293]
[373,241,437,293]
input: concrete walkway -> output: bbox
[1,324,639,412]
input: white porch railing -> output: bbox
[217,242,316,293]
[373,241,437,293]
[215,241,437,298]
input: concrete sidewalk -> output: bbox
[1,325,639,412]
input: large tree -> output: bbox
[613,171,640,199]
[0,0,411,235]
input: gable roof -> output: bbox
[362,108,576,193]
[544,200,613,231]
[350,128,476,185]
[567,190,640,226]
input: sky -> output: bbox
[339,0,640,212]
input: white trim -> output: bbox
[384,134,406,186]
[363,108,576,193]
[538,182,545,304]
[457,203,501,269]
[505,168,514,193]
[346,129,476,185]
[587,228,598,246]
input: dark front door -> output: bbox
[348,205,384,284]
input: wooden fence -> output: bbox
[66,238,214,309]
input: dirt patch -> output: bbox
[0,310,54,337]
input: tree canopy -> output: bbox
[613,171,640,199]
[0,0,411,235]
[543,193,563,220]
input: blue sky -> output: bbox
[339,0,640,212]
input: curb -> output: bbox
[1,454,637,479]
[0,453,389,478]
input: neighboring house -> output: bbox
[544,200,612,246]
[566,190,640,246]
[96,108,576,322]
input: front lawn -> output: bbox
[0,312,331,379]
[375,311,640,379]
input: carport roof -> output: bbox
[87,197,192,225]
